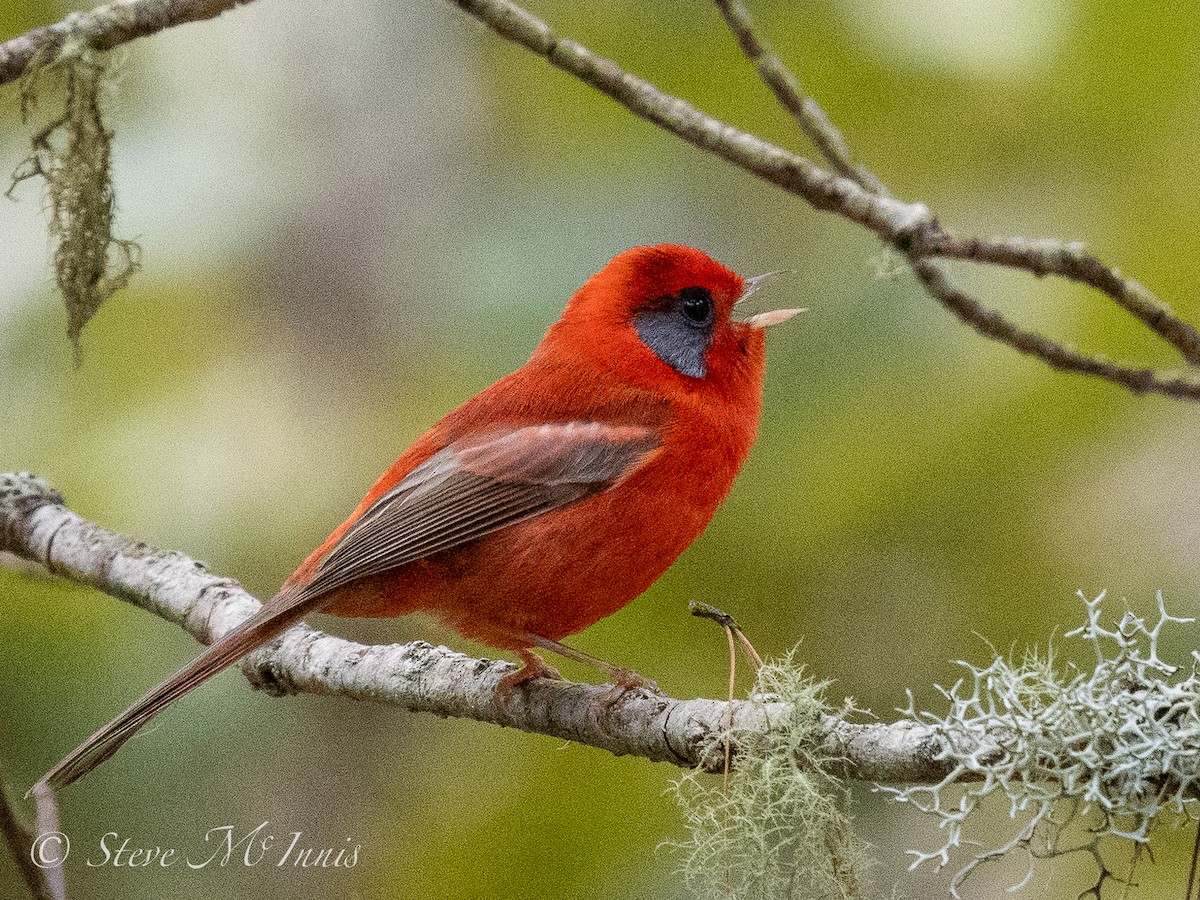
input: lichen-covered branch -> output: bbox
[0,471,949,786]
[449,0,1200,400]
[7,472,1198,895]
[0,0,253,88]
[886,591,1200,898]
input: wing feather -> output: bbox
[304,423,660,599]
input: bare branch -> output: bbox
[914,229,1200,365]
[712,0,888,196]
[907,258,1200,398]
[0,0,254,89]
[0,764,65,900]
[449,0,1200,400]
[6,0,1196,398]
[0,471,950,786]
[449,1,926,243]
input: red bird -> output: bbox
[37,244,801,791]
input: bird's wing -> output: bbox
[304,421,661,599]
[36,421,661,792]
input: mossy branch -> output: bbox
[1,0,254,359]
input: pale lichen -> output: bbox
[670,653,870,900]
[888,591,1200,898]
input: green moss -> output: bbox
[671,653,870,900]
[10,37,140,363]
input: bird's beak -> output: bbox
[736,271,785,305]
[737,271,806,328]
[744,307,807,329]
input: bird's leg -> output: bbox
[524,633,661,702]
[494,648,562,711]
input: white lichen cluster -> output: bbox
[671,653,870,900]
[888,590,1200,897]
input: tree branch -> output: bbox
[6,0,1199,398]
[448,0,1200,398]
[0,0,254,88]
[0,767,64,900]
[712,0,888,197]
[0,471,949,786]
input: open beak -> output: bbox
[737,271,807,329]
[745,307,807,329]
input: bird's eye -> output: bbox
[678,287,713,325]
[634,286,717,377]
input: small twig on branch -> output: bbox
[0,0,254,88]
[0,764,65,900]
[0,471,950,787]
[690,600,764,785]
[712,0,888,197]
[449,0,1200,399]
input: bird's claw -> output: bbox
[594,668,661,708]
[494,653,562,714]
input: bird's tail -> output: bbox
[32,589,313,795]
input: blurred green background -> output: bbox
[3,0,1200,897]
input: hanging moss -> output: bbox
[670,653,871,900]
[10,36,140,363]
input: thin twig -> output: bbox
[917,229,1200,365]
[908,257,1200,399]
[448,0,1200,400]
[448,1,927,243]
[712,0,888,196]
[689,600,765,785]
[689,599,763,670]
[723,622,737,787]
[0,763,64,900]
[1187,822,1200,900]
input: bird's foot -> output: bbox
[594,667,661,708]
[494,650,562,713]
[515,632,662,707]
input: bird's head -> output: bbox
[549,244,802,396]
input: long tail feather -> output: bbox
[32,590,314,794]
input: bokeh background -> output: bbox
[3,0,1200,897]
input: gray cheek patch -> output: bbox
[634,309,712,378]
